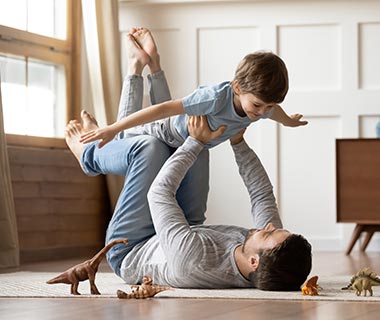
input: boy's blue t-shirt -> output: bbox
[175,81,273,149]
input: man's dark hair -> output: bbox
[249,234,312,291]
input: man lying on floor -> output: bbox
[65,112,312,291]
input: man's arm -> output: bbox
[269,104,308,127]
[230,131,283,229]
[147,136,204,263]
[80,99,185,148]
[147,116,225,270]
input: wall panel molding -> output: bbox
[358,22,380,90]
[119,0,380,251]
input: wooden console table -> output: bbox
[336,139,380,255]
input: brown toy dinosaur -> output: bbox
[47,238,128,295]
[117,275,172,299]
[342,267,380,296]
[301,275,320,296]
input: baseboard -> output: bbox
[20,244,104,264]
[309,237,380,252]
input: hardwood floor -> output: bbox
[1,251,380,320]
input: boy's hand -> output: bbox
[230,128,246,145]
[187,115,226,144]
[80,124,118,148]
[287,114,308,127]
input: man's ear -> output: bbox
[232,80,241,95]
[248,254,260,272]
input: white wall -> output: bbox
[118,0,380,251]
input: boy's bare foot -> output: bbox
[65,120,86,166]
[132,27,161,74]
[126,33,150,75]
[81,110,99,131]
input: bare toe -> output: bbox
[81,110,99,132]
[129,27,138,35]
[132,27,160,73]
[132,27,158,58]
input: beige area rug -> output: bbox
[0,271,380,301]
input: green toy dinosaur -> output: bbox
[342,267,380,296]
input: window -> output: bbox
[0,0,67,39]
[0,0,80,140]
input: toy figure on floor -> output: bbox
[301,275,320,296]
[342,267,380,296]
[46,239,128,295]
[117,275,171,299]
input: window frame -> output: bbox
[0,0,81,147]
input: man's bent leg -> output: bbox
[81,135,172,275]
[176,149,209,225]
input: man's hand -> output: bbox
[187,115,226,144]
[80,124,118,148]
[229,128,246,145]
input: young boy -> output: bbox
[80,28,307,149]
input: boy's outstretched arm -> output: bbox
[269,104,308,127]
[80,99,185,148]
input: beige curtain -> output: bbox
[0,77,20,269]
[82,0,123,208]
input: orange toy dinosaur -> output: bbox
[301,275,320,296]
[47,238,128,295]
[117,275,172,299]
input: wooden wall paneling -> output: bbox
[7,144,111,263]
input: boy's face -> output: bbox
[232,81,274,120]
[236,92,274,120]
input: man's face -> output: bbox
[242,223,291,254]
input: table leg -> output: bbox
[360,231,374,252]
[345,224,364,255]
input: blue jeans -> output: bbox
[81,71,209,275]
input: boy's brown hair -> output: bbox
[233,51,289,103]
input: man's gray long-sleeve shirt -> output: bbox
[120,137,282,288]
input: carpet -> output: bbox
[0,271,379,301]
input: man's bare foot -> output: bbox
[81,110,99,132]
[126,33,150,75]
[132,27,161,74]
[65,120,86,167]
